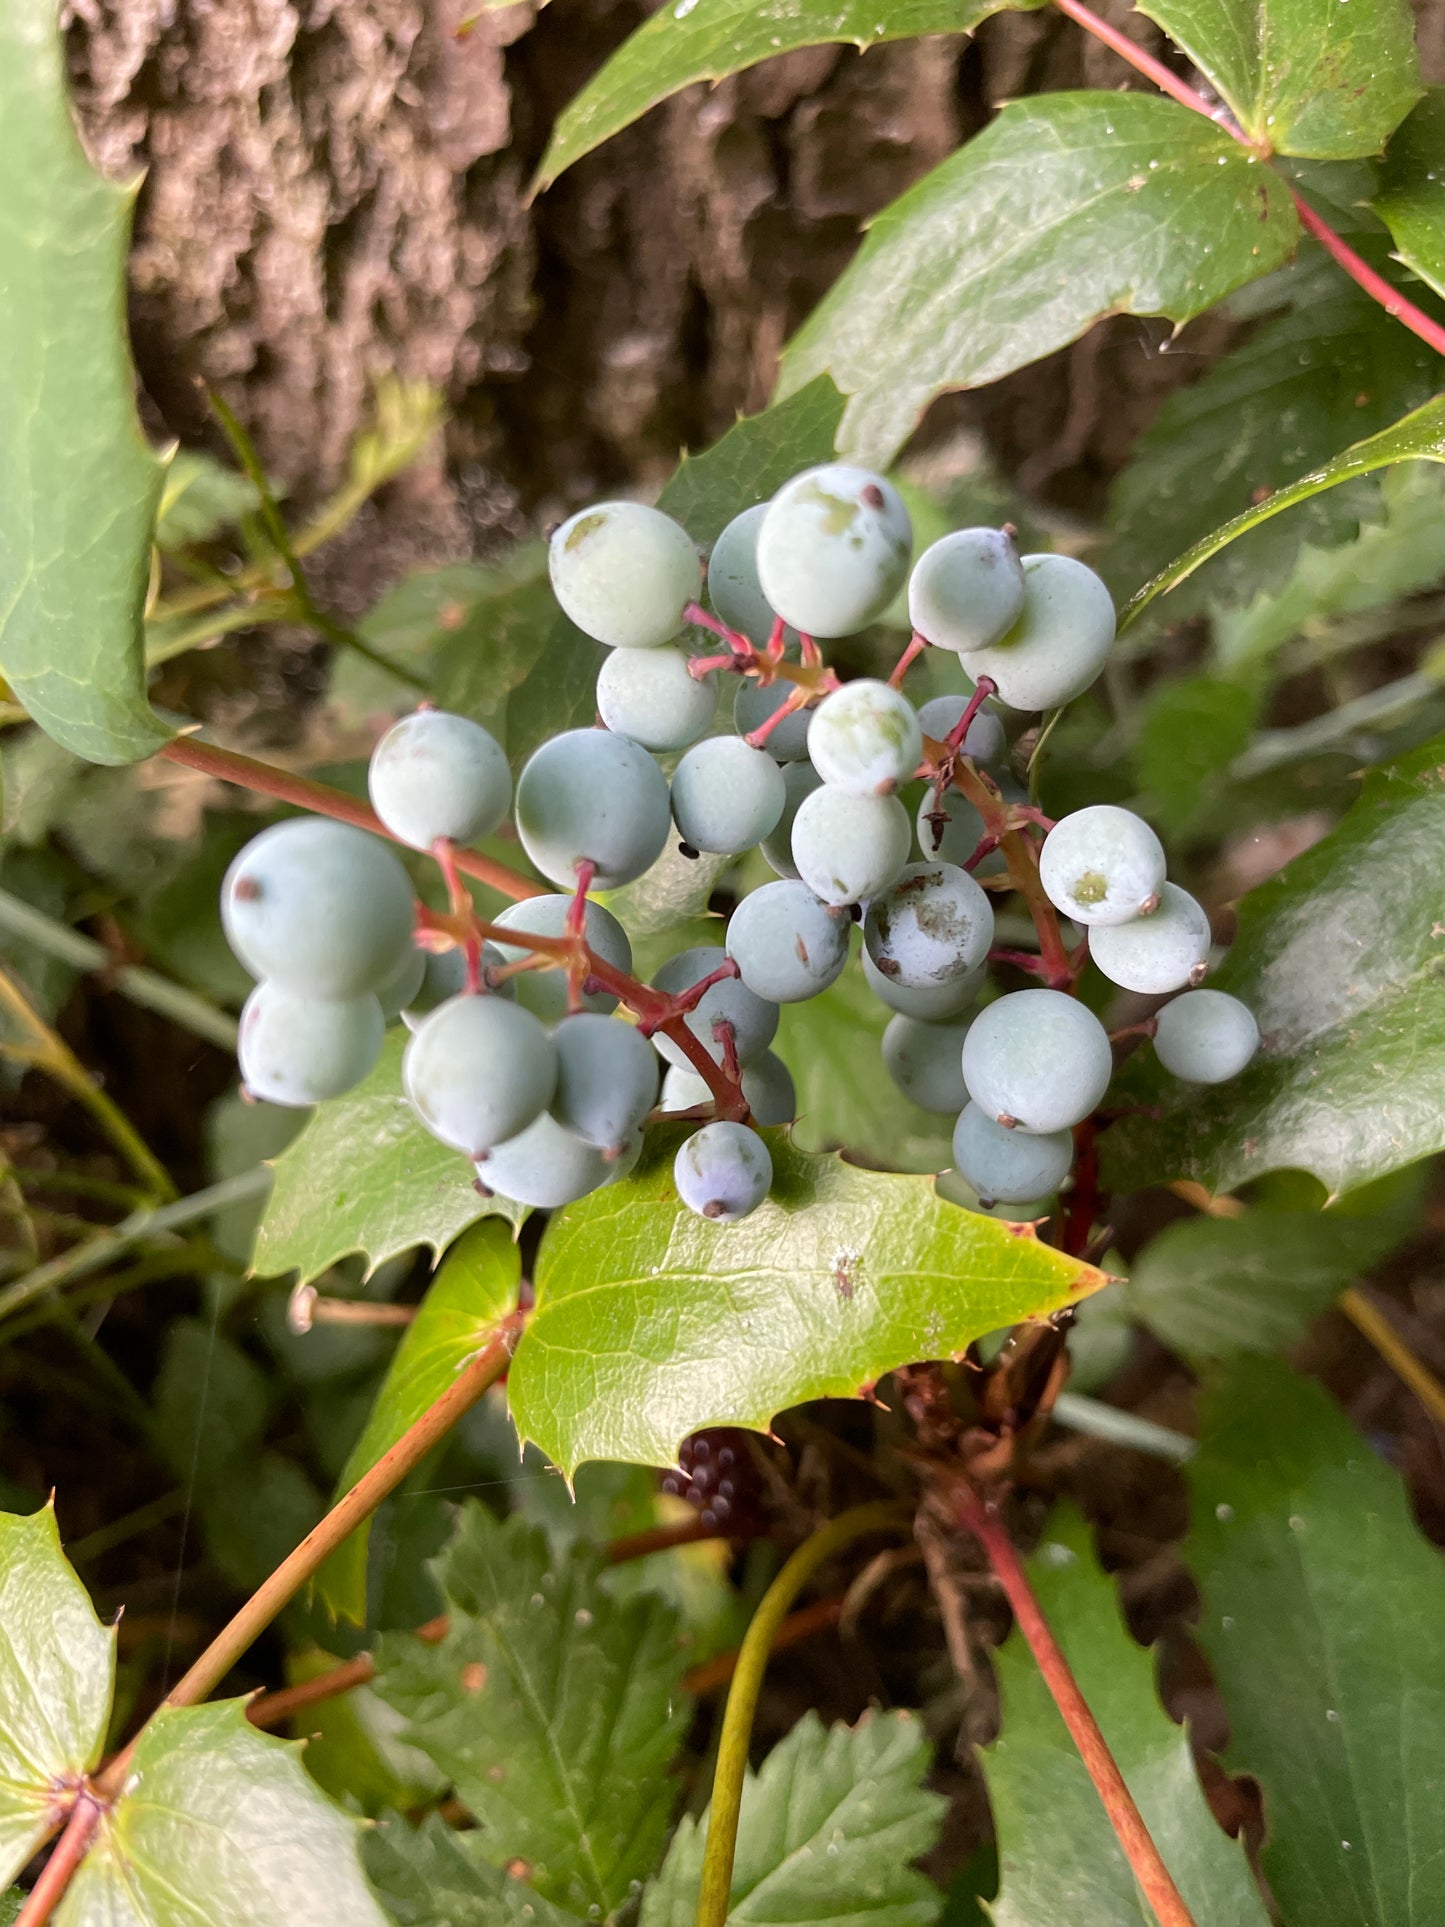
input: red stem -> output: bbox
[888,633,928,688]
[94,1314,524,1804]
[433,839,482,991]
[944,677,997,753]
[955,1486,1199,1927]
[16,1794,103,1927]
[1062,1118,1100,1258]
[1051,0,1445,363]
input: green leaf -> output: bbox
[0,1506,114,1887]
[375,1507,690,1916]
[1103,732,1445,1195]
[641,1709,946,1927]
[154,451,261,551]
[1119,384,1445,628]
[1121,1172,1423,1361]
[777,94,1299,466]
[1,1890,22,1926]
[254,1031,526,1287]
[286,1655,446,1817]
[428,562,570,762]
[1375,88,1445,298]
[982,1508,1268,1927]
[1131,674,1262,839]
[507,1125,1105,1475]
[318,1219,523,1623]
[151,1316,271,1489]
[366,1814,584,1927]
[657,378,847,545]
[56,1700,387,1927]
[535,0,1042,190]
[1210,461,1445,672]
[1108,288,1443,612]
[1136,0,1420,159]
[776,943,954,1173]
[1186,1358,1445,1927]
[0,0,170,764]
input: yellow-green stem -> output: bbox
[695,1501,912,1927]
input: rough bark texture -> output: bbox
[62,0,1445,575]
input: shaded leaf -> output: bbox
[1375,88,1445,298]
[1122,1169,1424,1362]
[154,451,261,551]
[287,1655,446,1817]
[0,0,170,762]
[1210,461,1445,672]
[982,1508,1268,1926]
[151,1317,270,1490]
[375,1508,690,1916]
[1103,732,1445,1195]
[777,943,954,1173]
[1119,385,1445,628]
[1,1890,22,1926]
[507,1125,1104,1474]
[318,1219,523,1623]
[1137,0,1420,158]
[0,1507,114,1888]
[1131,675,1261,838]
[1186,1358,1445,1927]
[536,0,1043,188]
[657,377,846,545]
[1108,288,1443,611]
[57,1700,387,1927]
[254,1032,526,1288]
[366,1814,583,1927]
[641,1709,945,1927]
[778,94,1298,465]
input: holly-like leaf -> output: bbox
[777,94,1299,466]
[1137,0,1420,159]
[1103,732,1445,1196]
[374,1507,690,1917]
[507,1126,1105,1475]
[1375,89,1445,299]
[0,1507,114,1888]
[56,1700,387,1927]
[1118,383,1445,627]
[777,946,954,1174]
[535,0,1044,190]
[641,1709,946,1927]
[658,377,846,546]
[982,1508,1269,1926]
[1108,288,1443,612]
[318,1220,523,1623]
[365,1814,584,1927]
[0,0,170,763]
[254,1032,526,1287]
[1186,1358,1445,1927]
[1121,1170,1423,1362]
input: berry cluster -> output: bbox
[217,459,1259,1224]
[659,1429,760,1532]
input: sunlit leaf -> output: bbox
[508,1126,1105,1474]
[0,0,170,762]
[0,1506,114,1887]
[778,94,1298,465]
